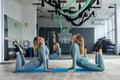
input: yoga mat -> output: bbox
[14,68,99,73]
[49,58,71,60]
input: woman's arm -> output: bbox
[45,46,50,59]
[38,45,48,71]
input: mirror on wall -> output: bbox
[4,15,22,60]
[3,0,34,61]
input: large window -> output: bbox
[107,15,115,43]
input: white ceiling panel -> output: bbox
[14,0,31,5]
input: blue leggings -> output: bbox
[49,47,61,59]
[37,45,50,71]
[15,53,42,72]
[76,53,105,71]
[70,43,105,71]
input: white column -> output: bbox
[117,4,120,54]
[115,4,120,55]
[0,0,4,63]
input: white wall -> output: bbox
[4,0,37,47]
[21,6,37,46]
[4,0,23,22]
[0,0,4,63]
[8,17,22,41]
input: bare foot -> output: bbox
[98,49,102,54]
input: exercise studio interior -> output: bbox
[0,0,120,80]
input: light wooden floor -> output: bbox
[0,54,120,80]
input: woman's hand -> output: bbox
[68,67,74,72]
[41,41,45,45]
[46,69,51,72]
[39,37,45,46]
[68,69,74,72]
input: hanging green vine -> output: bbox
[58,0,91,16]
[53,14,73,32]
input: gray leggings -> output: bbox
[15,53,42,72]
[76,54,105,71]
[49,47,62,59]
[38,45,50,71]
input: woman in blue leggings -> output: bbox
[69,34,105,72]
[15,37,51,72]
[37,37,50,71]
[49,42,62,58]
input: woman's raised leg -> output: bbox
[15,52,23,71]
[84,48,88,58]
[97,49,105,71]
[95,52,98,64]
[20,53,26,65]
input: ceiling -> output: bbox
[13,0,120,20]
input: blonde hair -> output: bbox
[33,37,39,53]
[76,34,85,56]
[53,42,59,52]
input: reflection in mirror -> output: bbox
[3,0,35,61]
[4,15,22,61]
